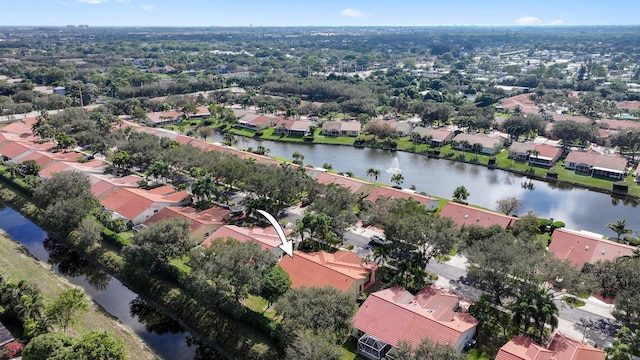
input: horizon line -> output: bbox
[1,24,639,28]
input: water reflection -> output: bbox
[130,296,184,335]
[44,237,112,291]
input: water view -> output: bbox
[0,205,196,360]
[209,132,640,234]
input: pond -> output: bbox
[208,132,640,235]
[0,205,197,360]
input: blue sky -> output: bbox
[2,0,640,27]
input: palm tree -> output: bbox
[5,162,21,178]
[391,173,404,187]
[511,287,559,344]
[191,174,217,202]
[366,168,381,183]
[373,245,390,265]
[223,132,238,147]
[607,219,633,241]
[452,186,470,203]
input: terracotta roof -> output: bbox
[546,332,605,360]
[496,333,605,360]
[599,119,640,130]
[616,100,640,111]
[313,172,371,195]
[0,142,34,159]
[499,94,539,115]
[144,206,230,232]
[146,111,181,124]
[279,250,376,292]
[495,336,553,360]
[353,286,478,349]
[440,202,517,229]
[532,144,561,160]
[564,151,627,173]
[39,161,75,178]
[99,186,188,220]
[201,225,289,250]
[365,186,436,205]
[16,151,80,167]
[548,228,636,268]
[552,114,594,125]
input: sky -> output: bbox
[2,0,640,27]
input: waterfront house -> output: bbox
[145,111,182,126]
[452,133,504,155]
[528,144,562,167]
[563,151,628,180]
[321,120,362,136]
[352,286,477,360]
[439,202,517,229]
[144,206,231,243]
[389,121,414,137]
[548,228,636,269]
[364,187,439,211]
[274,119,313,136]
[238,114,280,130]
[495,332,605,360]
[308,170,375,198]
[279,250,377,300]
[410,127,453,147]
[508,142,535,161]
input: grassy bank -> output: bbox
[0,231,158,360]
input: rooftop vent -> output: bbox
[602,250,606,255]
[585,245,590,250]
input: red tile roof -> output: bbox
[0,142,33,159]
[314,171,372,195]
[546,333,605,360]
[99,186,188,220]
[439,202,517,229]
[552,114,594,125]
[599,119,640,130]
[496,333,605,360]
[201,225,290,250]
[144,206,230,233]
[495,337,553,360]
[146,111,181,124]
[548,228,636,268]
[365,186,436,205]
[279,250,376,292]
[353,286,478,349]
[532,144,561,160]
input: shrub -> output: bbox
[2,341,24,359]
[254,130,264,137]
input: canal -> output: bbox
[0,205,197,360]
[208,132,640,234]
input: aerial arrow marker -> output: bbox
[256,209,294,258]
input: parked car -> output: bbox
[370,234,392,245]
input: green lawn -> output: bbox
[259,128,306,142]
[313,129,357,145]
[244,295,277,319]
[229,127,257,137]
[466,349,493,360]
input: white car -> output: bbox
[370,234,392,246]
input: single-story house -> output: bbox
[548,228,636,269]
[239,114,280,130]
[528,144,562,167]
[508,142,535,161]
[411,127,454,147]
[452,133,505,155]
[279,250,377,300]
[616,100,640,114]
[353,286,478,360]
[274,119,313,136]
[202,225,290,256]
[321,120,362,137]
[145,111,182,126]
[144,206,231,243]
[99,185,190,224]
[0,321,14,347]
[498,94,540,115]
[389,121,414,137]
[188,105,211,119]
[495,333,605,360]
[309,170,376,198]
[564,151,628,180]
[599,119,640,131]
[364,187,439,211]
[439,202,518,229]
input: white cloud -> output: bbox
[340,8,367,18]
[76,0,108,4]
[115,0,130,2]
[141,4,154,11]
[515,16,543,25]
[549,19,564,25]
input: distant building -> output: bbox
[495,333,605,360]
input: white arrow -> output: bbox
[256,209,294,257]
